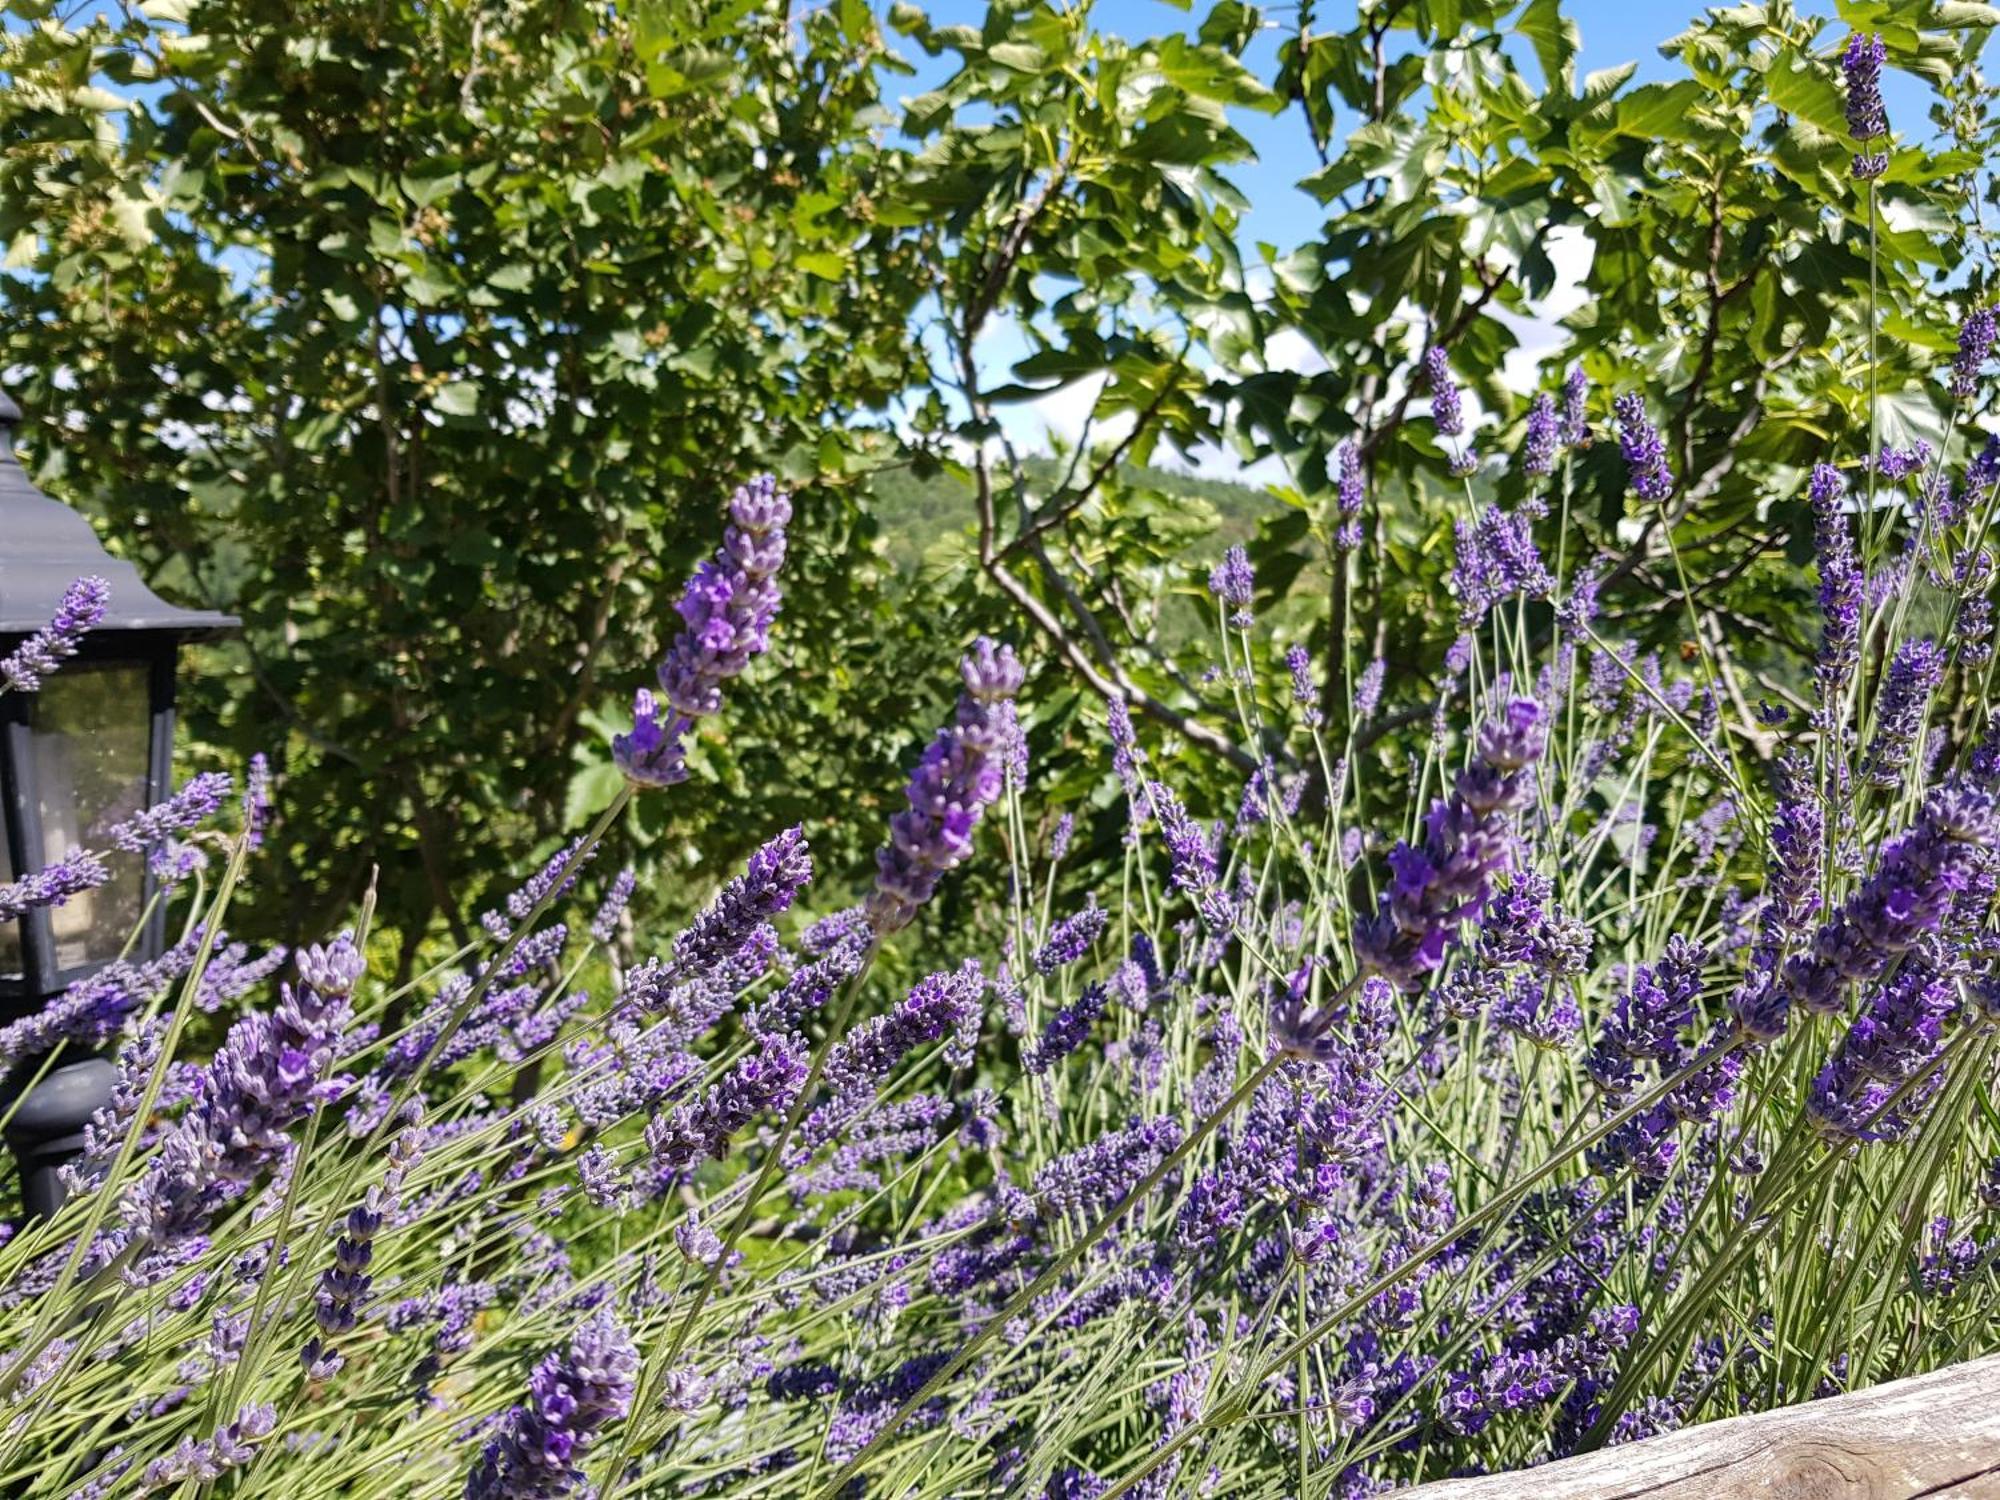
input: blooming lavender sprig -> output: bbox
[139,1404,278,1493]
[463,1308,637,1499]
[1786,779,1998,1013]
[1587,937,1705,1096]
[1842,33,1889,179]
[1148,782,1230,931]
[1209,546,1255,625]
[101,771,232,854]
[1613,393,1673,501]
[1024,983,1109,1075]
[1808,964,1956,1143]
[1862,639,1946,788]
[614,476,790,788]
[1810,463,1863,721]
[1284,645,1322,729]
[1,575,109,694]
[1952,307,1997,399]
[1523,393,1559,478]
[589,869,636,944]
[868,639,1023,934]
[668,826,812,982]
[1335,443,1365,550]
[795,962,983,1150]
[1426,346,1464,438]
[1034,900,1108,975]
[120,936,366,1252]
[0,846,109,922]
[646,1032,808,1174]
[1560,366,1591,447]
[1354,699,1546,990]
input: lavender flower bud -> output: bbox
[1426,346,1464,438]
[1843,33,1889,179]
[1613,393,1673,501]
[614,477,790,788]
[1208,545,1255,623]
[868,639,1023,934]
[1,575,109,694]
[463,1308,637,1499]
[1034,900,1107,975]
[1862,639,1946,788]
[1560,365,1591,447]
[1522,393,1559,477]
[1952,307,1997,399]
[1335,442,1365,550]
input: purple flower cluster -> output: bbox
[1426,346,1464,438]
[1034,900,1107,974]
[668,826,812,982]
[1,575,109,694]
[1842,33,1889,179]
[1522,393,1558,478]
[1355,699,1546,990]
[868,639,1024,934]
[1811,464,1863,720]
[796,962,983,1149]
[1952,307,1996,399]
[1613,393,1672,501]
[1862,639,1945,787]
[1208,545,1255,624]
[1336,443,1366,550]
[463,1308,637,1499]
[1809,963,1956,1143]
[1786,779,1997,1014]
[1451,504,1552,627]
[120,936,365,1252]
[1148,782,1230,931]
[614,477,790,788]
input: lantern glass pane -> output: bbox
[30,663,151,970]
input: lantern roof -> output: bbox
[0,390,237,639]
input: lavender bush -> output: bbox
[3,52,2000,1500]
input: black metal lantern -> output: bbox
[0,389,235,1215]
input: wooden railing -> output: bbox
[1404,1354,2000,1498]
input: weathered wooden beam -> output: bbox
[1402,1354,2000,1499]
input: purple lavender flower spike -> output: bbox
[1809,964,1956,1143]
[868,638,1023,935]
[1336,442,1365,550]
[463,1307,637,1499]
[1613,393,1673,501]
[1785,778,1998,1013]
[0,847,109,922]
[1952,307,1997,399]
[1208,545,1255,625]
[1862,639,1946,788]
[1354,699,1545,990]
[1426,346,1464,438]
[101,771,232,854]
[1353,658,1386,721]
[120,933,365,1253]
[1811,463,1863,721]
[1285,645,1323,729]
[242,753,274,849]
[614,476,791,788]
[1034,900,1108,975]
[796,962,983,1149]
[589,868,636,944]
[1148,781,1231,931]
[1843,33,1889,179]
[669,826,812,981]
[1,575,108,695]
[1560,365,1591,447]
[1523,393,1559,477]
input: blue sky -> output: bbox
[889,2,1937,477]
